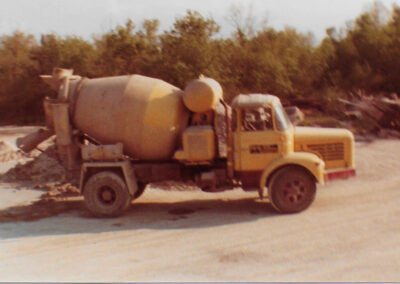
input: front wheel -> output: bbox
[83,171,131,217]
[267,166,316,213]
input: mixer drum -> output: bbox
[71,75,189,161]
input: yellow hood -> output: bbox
[294,126,355,169]
[294,126,354,144]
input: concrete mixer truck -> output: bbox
[18,68,356,216]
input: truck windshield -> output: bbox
[275,105,292,131]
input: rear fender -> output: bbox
[80,160,138,196]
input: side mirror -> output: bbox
[284,106,304,125]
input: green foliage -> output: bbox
[94,19,139,75]
[319,3,400,95]
[2,4,400,125]
[159,10,220,87]
[33,34,96,76]
[218,27,318,102]
[0,31,41,123]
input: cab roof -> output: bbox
[231,94,282,109]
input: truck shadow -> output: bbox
[0,195,278,239]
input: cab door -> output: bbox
[233,107,285,187]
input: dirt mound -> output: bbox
[0,145,66,184]
[0,141,80,199]
[35,182,80,198]
[0,141,30,162]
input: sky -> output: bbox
[1,0,400,43]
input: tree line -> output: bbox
[1,3,399,124]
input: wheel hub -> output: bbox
[102,190,113,201]
[283,180,306,204]
[98,186,116,204]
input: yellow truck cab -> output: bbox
[231,94,355,213]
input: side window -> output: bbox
[241,107,272,131]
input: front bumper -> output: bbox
[324,168,356,182]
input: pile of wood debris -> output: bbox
[339,92,400,138]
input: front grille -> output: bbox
[307,143,344,161]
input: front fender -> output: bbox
[259,152,325,190]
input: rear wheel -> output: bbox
[84,171,131,217]
[267,166,316,213]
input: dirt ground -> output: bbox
[0,126,399,282]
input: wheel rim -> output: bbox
[98,186,117,205]
[280,178,307,205]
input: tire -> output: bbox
[133,182,147,199]
[83,171,131,217]
[267,166,316,214]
